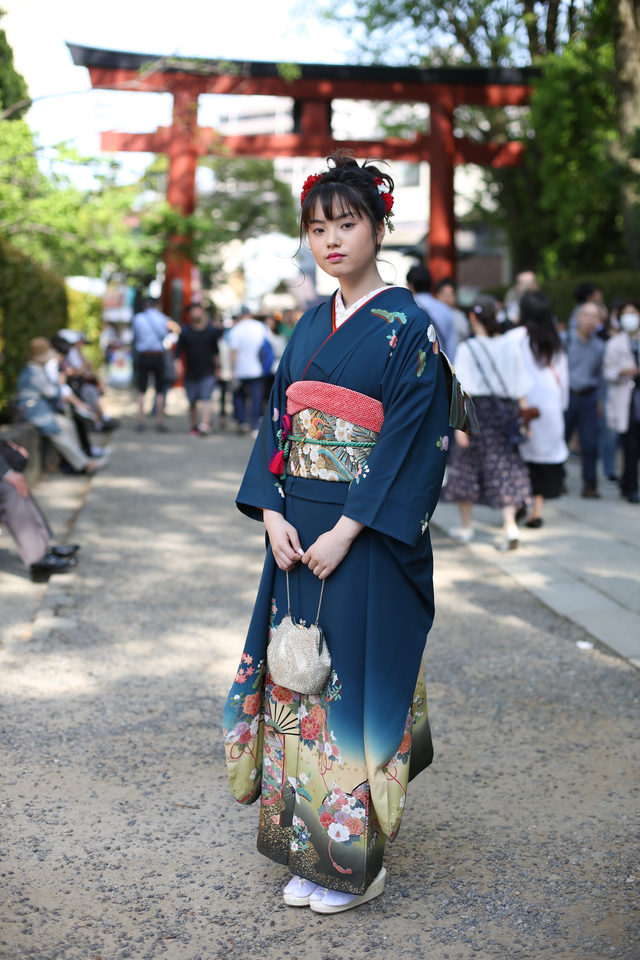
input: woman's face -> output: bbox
[306,201,384,280]
[620,305,640,334]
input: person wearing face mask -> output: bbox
[604,298,640,503]
[563,303,606,498]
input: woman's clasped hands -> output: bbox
[263,510,364,580]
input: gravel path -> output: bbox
[1,414,638,960]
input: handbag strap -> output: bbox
[286,569,325,627]
[468,339,521,422]
[469,338,514,398]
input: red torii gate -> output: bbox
[68,44,538,317]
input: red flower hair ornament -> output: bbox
[299,171,395,232]
[300,174,324,206]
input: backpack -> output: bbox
[259,338,275,376]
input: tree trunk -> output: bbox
[545,0,561,54]
[611,0,640,267]
[522,0,542,58]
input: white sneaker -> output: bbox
[447,526,474,542]
[498,525,519,551]
[86,454,110,474]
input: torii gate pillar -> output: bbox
[428,88,456,283]
[163,82,199,320]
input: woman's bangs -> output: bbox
[301,183,366,227]
[320,184,366,222]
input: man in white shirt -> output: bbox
[131,298,171,432]
[227,311,266,435]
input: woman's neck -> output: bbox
[339,264,387,310]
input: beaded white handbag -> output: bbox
[267,572,331,695]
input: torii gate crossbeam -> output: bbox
[68,44,539,318]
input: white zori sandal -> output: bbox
[283,875,323,906]
[309,868,386,914]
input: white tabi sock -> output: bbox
[283,876,320,899]
[319,889,358,907]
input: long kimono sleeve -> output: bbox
[342,322,449,549]
[235,328,296,522]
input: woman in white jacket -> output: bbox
[509,291,569,528]
[604,298,640,503]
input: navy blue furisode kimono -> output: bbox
[223,285,452,894]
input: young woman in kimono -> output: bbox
[223,153,472,914]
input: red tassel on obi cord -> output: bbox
[268,450,285,476]
[268,414,292,476]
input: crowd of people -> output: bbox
[0,328,115,581]
[438,272,640,549]
[2,264,638,578]
[130,297,295,438]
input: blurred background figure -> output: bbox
[406,264,457,359]
[216,319,234,429]
[15,339,109,475]
[0,438,79,582]
[443,295,533,550]
[604,298,640,503]
[434,277,471,342]
[131,297,172,433]
[503,270,539,325]
[511,291,569,527]
[227,309,266,436]
[174,302,219,437]
[56,329,119,432]
[563,302,605,498]
[569,281,606,332]
[262,313,287,404]
[50,336,111,463]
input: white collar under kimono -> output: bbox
[334,285,394,328]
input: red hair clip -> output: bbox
[300,173,324,207]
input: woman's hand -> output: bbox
[454,429,469,449]
[302,516,364,580]
[263,509,303,571]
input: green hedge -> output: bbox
[66,286,103,369]
[483,270,640,325]
[0,237,68,420]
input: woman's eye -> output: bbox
[342,222,355,229]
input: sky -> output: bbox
[3,0,352,178]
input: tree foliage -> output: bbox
[519,37,625,275]
[319,0,572,66]
[0,236,67,418]
[0,122,298,283]
[0,9,29,119]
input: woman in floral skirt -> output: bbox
[223,153,475,913]
[443,295,533,550]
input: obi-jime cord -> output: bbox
[222,152,477,915]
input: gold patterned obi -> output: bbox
[287,408,379,482]
[277,381,385,483]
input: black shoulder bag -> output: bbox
[467,339,530,446]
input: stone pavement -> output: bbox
[0,396,639,960]
[432,459,640,668]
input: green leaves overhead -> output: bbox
[0,9,29,120]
